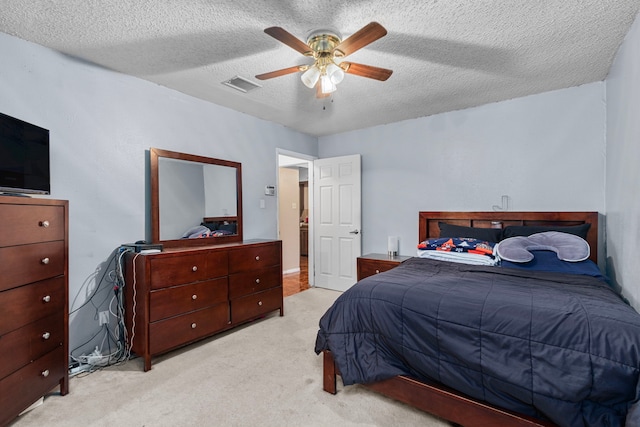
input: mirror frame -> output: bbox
[150,147,243,248]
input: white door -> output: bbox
[313,154,361,292]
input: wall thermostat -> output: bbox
[265,185,276,196]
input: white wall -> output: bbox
[605,12,640,310]
[0,33,317,356]
[319,83,606,261]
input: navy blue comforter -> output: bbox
[315,257,640,427]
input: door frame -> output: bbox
[276,148,316,287]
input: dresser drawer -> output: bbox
[357,257,403,281]
[149,251,228,289]
[150,277,228,322]
[0,204,65,248]
[229,243,280,273]
[0,241,65,292]
[0,313,63,380]
[0,346,66,427]
[229,266,281,299]
[149,303,230,355]
[0,277,66,335]
[231,287,282,324]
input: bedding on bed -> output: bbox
[315,257,640,427]
[181,224,235,239]
[417,237,499,266]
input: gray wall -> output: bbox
[606,12,640,310]
[319,83,605,263]
[0,32,317,357]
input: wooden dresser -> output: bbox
[0,196,69,427]
[124,239,283,371]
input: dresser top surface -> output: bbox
[146,239,281,255]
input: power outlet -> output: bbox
[98,311,109,325]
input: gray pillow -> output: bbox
[496,231,590,263]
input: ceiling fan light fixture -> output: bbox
[301,66,321,88]
[320,74,336,94]
[326,62,344,84]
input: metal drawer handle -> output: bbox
[255,255,260,261]
[375,269,380,274]
[43,295,51,303]
[41,257,50,265]
[255,278,260,284]
[42,332,51,340]
[41,369,50,377]
[192,294,197,300]
[191,323,197,329]
[39,220,50,228]
[257,301,263,306]
[192,266,198,272]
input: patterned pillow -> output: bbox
[417,238,498,266]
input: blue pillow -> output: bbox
[500,250,605,280]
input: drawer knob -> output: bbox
[41,257,50,265]
[39,220,50,228]
[192,266,198,272]
[43,295,51,303]
[41,369,50,377]
[192,294,197,300]
[255,278,260,284]
[375,269,380,274]
[42,332,51,340]
[191,323,197,329]
[255,255,260,261]
[258,301,263,306]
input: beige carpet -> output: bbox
[12,288,450,427]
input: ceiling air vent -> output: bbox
[222,75,262,93]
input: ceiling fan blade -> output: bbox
[333,22,387,57]
[255,65,304,80]
[341,62,393,81]
[264,27,313,56]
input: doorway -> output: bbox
[277,149,315,296]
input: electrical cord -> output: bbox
[69,246,136,374]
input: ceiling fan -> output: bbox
[255,22,393,98]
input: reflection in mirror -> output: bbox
[150,148,242,247]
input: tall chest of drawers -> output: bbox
[124,239,283,371]
[0,196,69,426]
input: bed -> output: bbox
[316,211,640,427]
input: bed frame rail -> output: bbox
[323,350,557,427]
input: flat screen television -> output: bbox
[0,112,50,195]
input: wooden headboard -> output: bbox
[419,211,599,263]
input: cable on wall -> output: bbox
[68,246,135,376]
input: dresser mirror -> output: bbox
[150,148,243,247]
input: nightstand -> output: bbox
[357,253,413,281]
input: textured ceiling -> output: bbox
[1,1,639,137]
